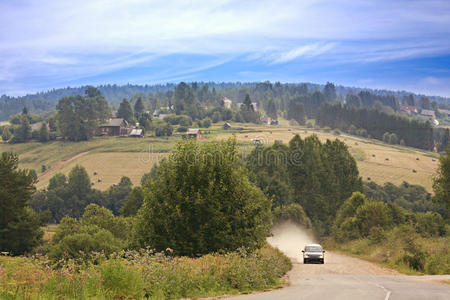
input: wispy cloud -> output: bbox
[270,43,336,64]
[0,0,449,96]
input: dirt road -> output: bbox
[228,222,450,300]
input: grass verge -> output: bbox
[0,244,291,299]
[324,226,450,275]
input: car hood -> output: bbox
[305,252,323,256]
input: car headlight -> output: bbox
[319,254,323,258]
[304,254,309,258]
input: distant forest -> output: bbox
[1,81,449,121]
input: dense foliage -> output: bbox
[48,204,133,259]
[134,139,272,256]
[246,135,362,235]
[363,181,444,215]
[30,167,133,222]
[0,152,46,255]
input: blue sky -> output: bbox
[1,0,450,97]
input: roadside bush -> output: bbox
[401,235,426,271]
[177,126,187,133]
[0,244,291,299]
[368,226,386,245]
[306,122,313,128]
[414,212,446,237]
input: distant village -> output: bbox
[94,96,279,139]
[400,105,450,126]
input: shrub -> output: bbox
[134,139,272,256]
[368,226,386,245]
[414,212,446,237]
[333,129,341,136]
[401,236,426,271]
[177,126,187,133]
[306,122,313,128]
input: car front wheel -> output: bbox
[303,258,308,264]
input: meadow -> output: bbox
[0,121,439,191]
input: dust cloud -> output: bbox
[267,221,316,263]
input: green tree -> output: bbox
[56,87,110,141]
[121,187,144,216]
[266,99,277,120]
[211,111,221,123]
[134,139,272,256]
[0,152,45,255]
[433,148,450,211]
[117,99,134,123]
[2,126,12,141]
[134,97,145,118]
[203,117,212,128]
[287,101,306,125]
[12,115,32,143]
[39,123,49,142]
[324,82,337,102]
[102,176,133,215]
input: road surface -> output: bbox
[227,222,450,300]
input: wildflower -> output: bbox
[63,269,70,275]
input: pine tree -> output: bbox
[0,152,45,255]
[117,99,134,123]
[12,115,32,143]
[266,99,277,120]
[134,97,145,118]
[39,123,49,142]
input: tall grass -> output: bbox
[0,244,291,299]
[325,225,450,275]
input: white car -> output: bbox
[302,244,325,264]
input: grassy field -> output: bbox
[0,122,440,191]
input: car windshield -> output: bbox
[305,246,322,252]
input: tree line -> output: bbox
[316,102,435,150]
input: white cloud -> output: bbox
[0,0,449,95]
[270,43,336,64]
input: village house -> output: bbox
[223,122,232,130]
[129,128,144,138]
[420,109,436,119]
[400,105,418,115]
[30,122,50,132]
[95,118,129,136]
[223,97,232,109]
[438,109,450,117]
[186,128,202,140]
[237,102,258,111]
